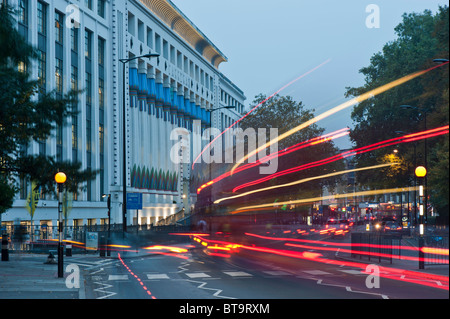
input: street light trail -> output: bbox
[193,234,449,290]
[197,128,349,194]
[191,59,332,171]
[232,186,420,213]
[231,125,448,193]
[230,63,448,176]
[213,162,397,204]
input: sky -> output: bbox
[170,0,449,149]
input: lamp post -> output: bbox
[395,130,417,228]
[55,172,67,278]
[204,105,236,222]
[400,104,429,226]
[119,53,159,235]
[415,165,426,269]
[102,194,111,256]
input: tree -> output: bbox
[345,6,449,222]
[238,94,344,203]
[0,5,97,217]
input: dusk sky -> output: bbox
[170,0,449,148]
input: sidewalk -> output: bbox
[0,253,83,299]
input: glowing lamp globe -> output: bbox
[55,172,67,184]
[415,166,427,178]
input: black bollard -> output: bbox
[66,237,72,257]
[99,235,105,257]
[1,236,9,261]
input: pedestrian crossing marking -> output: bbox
[263,270,290,276]
[223,271,252,277]
[108,275,128,280]
[147,274,170,280]
[186,272,211,278]
[302,270,332,276]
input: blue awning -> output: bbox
[138,73,148,94]
[129,68,139,89]
[148,78,156,100]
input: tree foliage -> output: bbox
[345,6,449,220]
[238,94,344,202]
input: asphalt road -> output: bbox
[79,242,448,301]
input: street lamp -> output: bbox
[400,104,429,224]
[102,194,111,256]
[433,58,449,63]
[119,53,159,235]
[415,166,426,269]
[206,105,236,112]
[55,172,66,278]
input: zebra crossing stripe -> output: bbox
[223,271,252,277]
[185,272,211,278]
[108,275,128,280]
[147,274,170,280]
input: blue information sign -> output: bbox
[126,193,143,210]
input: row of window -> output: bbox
[20,0,107,201]
[128,11,216,94]
[221,89,245,114]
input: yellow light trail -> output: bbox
[192,59,332,171]
[230,66,438,175]
[232,186,420,214]
[214,163,398,204]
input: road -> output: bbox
[74,236,448,301]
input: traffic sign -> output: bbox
[127,193,143,210]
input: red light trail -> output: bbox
[193,234,448,291]
[196,128,349,194]
[118,253,157,299]
[192,59,332,171]
[231,125,448,193]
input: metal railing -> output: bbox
[424,235,449,266]
[351,232,403,264]
[1,223,192,252]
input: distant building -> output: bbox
[2,0,245,232]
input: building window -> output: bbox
[55,58,63,95]
[85,29,92,59]
[85,71,92,105]
[71,28,78,53]
[155,33,161,54]
[97,0,105,18]
[37,1,46,35]
[37,50,46,91]
[98,78,104,108]
[98,37,105,66]
[55,11,63,44]
[18,0,28,26]
[163,39,168,59]
[71,65,78,90]
[85,0,92,10]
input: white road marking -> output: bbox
[223,271,252,277]
[108,275,128,280]
[147,273,170,280]
[303,270,332,275]
[93,282,116,299]
[185,279,236,299]
[263,270,290,276]
[186,272,211,278]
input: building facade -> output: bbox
[2,0,245,233]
